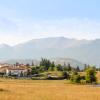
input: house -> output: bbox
[0,63,12,68]
[0,65,31,77]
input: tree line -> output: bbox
[30,58,97,84]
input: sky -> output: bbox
[0,0,100,45]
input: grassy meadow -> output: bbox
[0,76,100,100]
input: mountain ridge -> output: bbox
[0,37,99,66]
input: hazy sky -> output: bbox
[0,0,100,45]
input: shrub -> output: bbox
[85,67,97,83]
[70,71,81,83]
[62,71,69,79]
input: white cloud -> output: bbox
[16,18,100,40]
[1,1,100,45]
[0,16,100,45]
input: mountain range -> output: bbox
[0,37,100,67]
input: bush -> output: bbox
[70,71,81,83]
[62,71,69,79]
[70,74,81,83]
[85,67,97,83]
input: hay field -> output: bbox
[0,79,100,100]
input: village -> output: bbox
[0,63,32,77]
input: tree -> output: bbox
[63,67,68,71]
[39,66,45,72]
[40,58,51,71]
[85,67,97,83]
[84,64,88,71]
[31,67,39,74]
[50,62,55,71]
[67,63,72,71]
[76,66,80,72]
[56,64,63,71]
[27,68,31,76]
[62,71,69,79]
[70,71,81,83]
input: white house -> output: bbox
[0,65,30,77]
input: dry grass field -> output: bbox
[0,78,100,100]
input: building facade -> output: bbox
[0,65,31,77]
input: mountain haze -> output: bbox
[0,37,99,66]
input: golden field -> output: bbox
[0,78,100,100]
